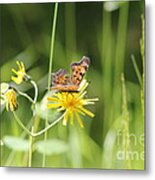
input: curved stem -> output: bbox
[17,80,38,104]
[13,111,33,136]
[17,90,34,104]
[12,111,64,137]
[5,119,33,166]
[33,113,65,137]
[30,80,38,103]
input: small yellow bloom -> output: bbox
[11,61,28,84]
[47,80,98,128]
[5,89,18,111]
[1,83,18,111]
[2,88,18,112]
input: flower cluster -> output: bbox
[1,61,28,112]
[2,60,98,128]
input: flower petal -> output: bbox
[63,112,69,126]
[78,79,89,92]
[47,103,61,108]
[79,106,95,118]
[75,112,84,128]
[77,91,87,100]
[11,68,18,75]
[76,108,85,116]
[47,97,59,102]
[20,61,25,71]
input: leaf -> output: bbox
[35,139,68,155]
[3,136,29,152]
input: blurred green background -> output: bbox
[0,1,144,169]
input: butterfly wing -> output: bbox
[51,69,78,91]
[71,56,90,85]
[51,56,90,92]
[51,69,69,86]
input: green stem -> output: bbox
[47,3,59,90]
[121,74,131,169]
[131,54,142,87]
[33,113,64,137]
[43,2,59,167]
[17,79,38,104]
[17,90,34,104]
[18,80,38,167]
[13,111,33,136]
[113,2,129,120]
[27,80,38,166]
[5,119,33,166]
[28,126,34,167]
[12,112,33,167]
[12,111,64,137]
[30,80,38,103]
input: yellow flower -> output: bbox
[5,89,18,111]
[1,86,18,111]
[11,61,28,84]
[47,80,98,128]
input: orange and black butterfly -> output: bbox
[51,56,90,92]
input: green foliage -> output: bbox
[35,139,68,155]
[0,1,145,169]
[35,91,61,122]
[3,136,29,152]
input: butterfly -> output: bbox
[51,56,90,92]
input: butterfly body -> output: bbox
[51,56,90,92]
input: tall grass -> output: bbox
[0,1,144,169]
[43,2,59,167]
[65,3,77,61]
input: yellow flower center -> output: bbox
[63,93,79,108]
[47,88,98,128]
